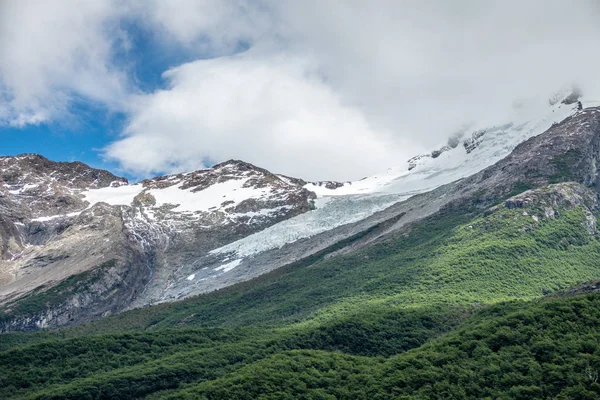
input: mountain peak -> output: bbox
[212,159,257,169]
[0,153,127,193]
[1,94,598,332]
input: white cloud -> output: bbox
[0,0,130,126]
[104,51,411,180]
[277,0,600,148]
[135,0,270,52]
[3,1,600,179]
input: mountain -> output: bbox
[3,88,600,399]
[0,88,593,331]
[0,157,316,330]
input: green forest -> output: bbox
[2,191,600,399]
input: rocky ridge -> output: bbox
[0,90,597,331]
[0,157,317,330]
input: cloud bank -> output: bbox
[2,1,600,180]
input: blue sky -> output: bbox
[1,1,599,181]
[0,104,129,176]
[0,15,217,181]
[0,15,218,181]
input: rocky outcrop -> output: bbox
[0,200,151,332]
[463,129,487,154]
[310,181,346,190]
[0,256,148,332]
[504,182,598,212]
[0,154,127,218]
[502,182,598,234]
[0,156,319,330]
[2,103,599,331]
[561,86,582,105]
[431,145,452,159]
[407,154,432,171]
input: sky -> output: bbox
[1,0,600,181]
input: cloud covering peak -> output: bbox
[2,0,600,180]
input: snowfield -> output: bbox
[83,184,142,207]
[209,93,586,267]
[82,90,590,276]
[83,176,272,213]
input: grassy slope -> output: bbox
[2,191,600,398]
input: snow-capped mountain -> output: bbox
[308,88,593,197]
[213,88,591,264]
[84,160,314,225]
[0,87,595,331]
[0,158,317,329]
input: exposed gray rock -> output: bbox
[431,145,452,159]
[463,129,487,154]
[0,157,318,330]
[407,154,432,171]
[3,105,600,331]
[503,182,598,234]
[562,86,583,105]
[311,181,346,190]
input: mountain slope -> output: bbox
[0,89,592,331]
[27,180,600,335]
[3,94,600,398]
[166,291,600,400]
[2,185,600,398]
[186,92,589,299]
[0,158,316,330]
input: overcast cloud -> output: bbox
[2,0,600,180]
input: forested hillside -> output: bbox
[2,182,600,399]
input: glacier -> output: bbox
[208,93,586,267]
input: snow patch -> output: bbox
[8,183,38,194]
[214,259,242,272]
[83,184,142,207]
[83,176,274,215]
[149,177,268,212]
[31,211,81,222]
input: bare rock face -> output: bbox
[463,129,487,154]
[310,181,346,190]
[504,182,598,213]
[0,155,146,331]
[2,103,600,332]
[502,182,599,234]
[561,86,582,105]
[0,154,127,219]
[460,108,600,203]
[0,156,318,331]
[407,154,432,171]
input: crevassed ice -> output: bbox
[212,98,581,260]
[214,259,243,272]
[210,193,408,258]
